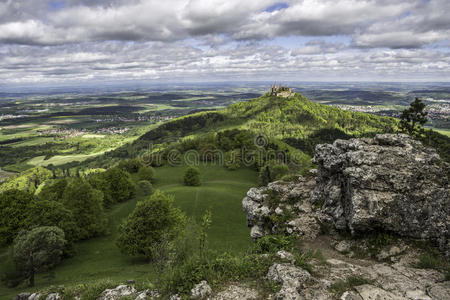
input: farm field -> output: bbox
[0,164,257,299]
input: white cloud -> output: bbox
[0,0,448,83]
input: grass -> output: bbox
[434,128,450,137]
[0,164,257,299]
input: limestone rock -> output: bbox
[98,285,137,300]
[276,250,294,262]
[312,134,450,255]
[191,280,212,299]
[242,176,322,240]
[212,285,259,300]
[14,293,31,300]
[354,284,406,300]
[427,282,450,300]
[266,263,311,299]
[46,293,61,300]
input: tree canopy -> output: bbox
[13,226,66,287]
[116,190,186,259]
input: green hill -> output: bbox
[140,93,397,143]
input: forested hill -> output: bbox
[139,92,398,152]
[81,92,449,171]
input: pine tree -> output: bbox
[399,98,428,136]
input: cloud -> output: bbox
[0,0,448,84]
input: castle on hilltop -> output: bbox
[269,84,294,98]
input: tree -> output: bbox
[116,190,186,259]
[0,167,52,194]
[117,159,144,173]
[13,226,66,287]
[183,167,201,186]
[62,179,107,239]
[137,166,155,182]
[258,162,290,186]
[37,178,68,202]
[26,200,79,243]
[399,97,428,136]
[89,167,136,206]
[0,189,34,246]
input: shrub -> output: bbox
[137,166,155,182]
[252,235,298,254]
[116,190,186,259]
[183,167,201,186]
[137,180,154,196]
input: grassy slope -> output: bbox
[0,164,256,299]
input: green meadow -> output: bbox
[0,164,256,299]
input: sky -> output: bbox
[0,0,449,86]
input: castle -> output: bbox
[269,84,294,98]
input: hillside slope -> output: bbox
[139,93,398,144]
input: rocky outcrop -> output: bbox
[243,134,450,255]
[98,285,137,300]
[266,263,312,299]
[313,134,450,255]
[191,281,212,299]
[242,174,325,240]
[212,284,259,300]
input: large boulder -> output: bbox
[312,134,450,254]
[242,175,323,240]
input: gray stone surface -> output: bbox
[312,134,450,255]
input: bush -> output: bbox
[252,235,298,254]
[183,167,201,186]
[138,166,155,182]
[116,190,186,259]
[161,252,273,296]
[137,180,154,196]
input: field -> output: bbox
[0,90,261,173]
[0,164,257,299]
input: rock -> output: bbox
[135,290,149,300]
[28,293,41,300]
[266,263,311,299]
[340,291,363,300]
[354,284,406,300]
[46,293,61,300]
[376,245,406,261]
[312,134,450,255]
[98,285,137,300]
[243,176,321,240]
[169,294,181,300]
[190,280,212,299]
[276,250,294,262]
[14,293,31,300]
[426,282,450,300]
[335,240,353,253]
[212,285,259,300]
